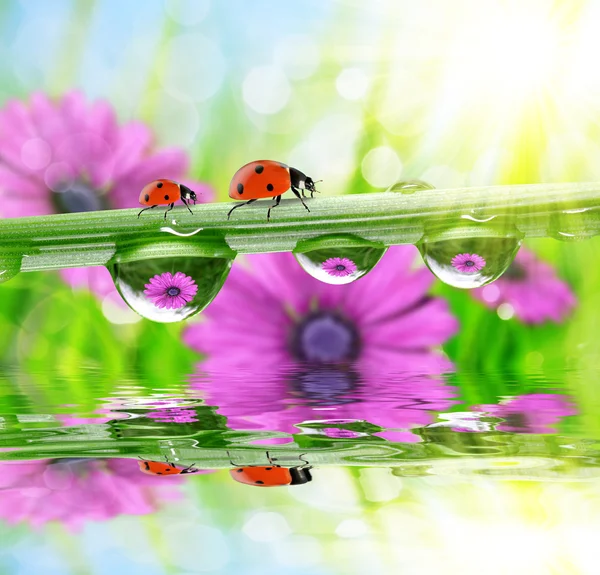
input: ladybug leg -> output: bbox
[291,187,310,213]
[138,205,158,218]
[181,463,198,474]
[266,195,282,221]
[227,199,257,220]
[163,203,175,221]
[181,197,194,215]
[265,451,281,467]
[226,450,244,467]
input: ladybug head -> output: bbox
[304,177,322,195]
[180,184,197,204]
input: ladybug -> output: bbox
[138,179,198,220]
[138,457,199,476]
[227,451,312,487]
[227,160,319,221]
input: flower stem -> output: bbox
[1,182,599,273]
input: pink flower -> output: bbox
[451,253,486,273]
[144,271,198,309]
[183,247,459,440]
[0,458,183,530]
[322,257,358,277]
[477,393,576,433]
[0,91,213,303]
[472,248,576,324]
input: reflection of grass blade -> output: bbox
[1,183,600,273]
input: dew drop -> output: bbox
[387,179,435,194]
[0,255,22,284]
[293,234,386,285]
[109,255,233,323]
[418,236,521,289]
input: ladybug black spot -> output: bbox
[265,467,273,471]
[236,469,244,473]
[164,195,169,201]
[255,480,265,484]
[266,183,274,192]
[144,194,150,202]
[255,164,264,174]
[157,182,163,188]
[237,183,244,195]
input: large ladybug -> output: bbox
[227,451,313,487]
[138,179,197,220]
[138,457,200,476]
[228,160,319,221]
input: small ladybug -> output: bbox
[228,160,320,221]
[138,457,199,476]
[227,451,313,487]
[138,179,198,220]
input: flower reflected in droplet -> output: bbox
[144,272,198,309]
[451,253,486,273]
[322,257,357,277]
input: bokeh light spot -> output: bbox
[243,66,291,115]
[361,146,403,188]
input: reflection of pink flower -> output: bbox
[147,407,198,423]
[144,272,198,309]
[0,459,182,530]
[472,248,576,324]
[184,247,459,441]
[322,257,357,277]
[451,253,486,273]
[478,393,576,433]
[0,91,213,303]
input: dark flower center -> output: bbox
[501,411,529,430]
[503,261,527,281]
[289,311,361,363]
[465,260,475,267]
[52,181,107,214]
[290,365,359,405]
[167,287,181,297]
[336,264,346,271]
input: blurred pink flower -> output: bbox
[0,458,183,530]
[184,247,459,441]
[472,248,576,324]
[0,91,213,303]
[478,393,577,433]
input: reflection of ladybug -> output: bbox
[227,451,312,487]
[138,457,200,476]
[227,160,319,220]
[138,179,198,220]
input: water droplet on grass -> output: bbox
[109,256,233,323]
[388,179,435,194]
[293,235,387,285]
[418,236,521,289]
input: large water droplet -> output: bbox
[109,243,234,322]
[388,179,435,194]
[0,254,22,284]
[293,234,387,285]
[418,236,521,289]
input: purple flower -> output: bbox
[144,272,198,309]
[322,257,358,277]
[477,393,576,433]
[184,247,459,440]
[472,248,576,324]
[451,253,486,273]
[0,459,183,531]
[0,91,213,303]
[146,407,198,423]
